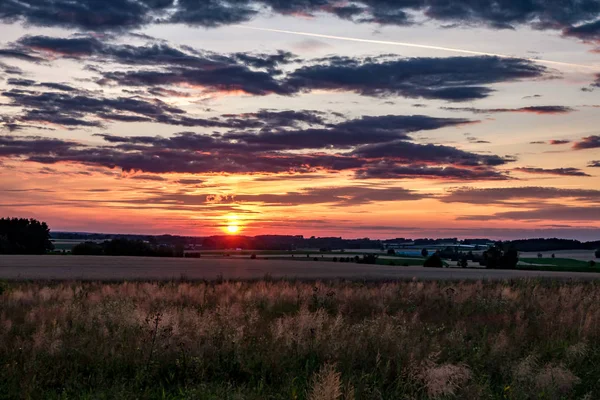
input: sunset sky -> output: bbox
[1,0,599,239]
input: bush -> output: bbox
[250,253,257,259]
[424,254,443,268]
[421,248,429,257]
[590,260,597,267]
[595,249,600,259]
[387,248,396,255]
[72,242,104,255]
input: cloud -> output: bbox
[458,205,600,222]
[0,48,45,62]
[2,0,600,42]
[3,87,289,129]
[355,163,510,180]
[127,174,168,181]
[286,56,547,101]
[573,135,600,150]
[440,187,600,205]
[7,35,550,102]
[233,186,428,206]
[441,106,574,114]
[549,139,571,145]
[351,140,511,166]
[513,167,591,177]
[98,114,474,151]
[0,126,512,181]
[589,160,600,167]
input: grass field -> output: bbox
[520,258,599,273]
[2,279,600,399]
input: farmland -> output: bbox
[2,279,600,399]
[3,255,600,281]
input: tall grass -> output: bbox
[1,279,600,399]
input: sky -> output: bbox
[0,0,600,240]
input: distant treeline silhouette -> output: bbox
[72,239,184,257]
[0,218,53,254]
[53,232,600,252]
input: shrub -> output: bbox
[250,253,257,259]
[387,248,396,255]
[421,248,429,257]
[595,249,600,259]
[424,254,444,268]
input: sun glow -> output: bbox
[227,224,239,234]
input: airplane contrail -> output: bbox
[237,25,598,71]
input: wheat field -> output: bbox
[1,279,599,399]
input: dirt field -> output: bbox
[2,255,600,281]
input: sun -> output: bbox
[226,224,239,234]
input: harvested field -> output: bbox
[2,255,600,281]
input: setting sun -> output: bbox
[226,224,239,234]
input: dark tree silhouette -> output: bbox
[0,218,53,254]
[421,248,429,258]
[72,242,103,255]
[423,253,443,268]
[387,248,396,255]
[459,256,468,268]
[595,249,600,259]
[482,243,519,269]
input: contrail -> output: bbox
[237,26,598,71]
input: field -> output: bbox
[520,258,600,273]
[520,250,598,262]
[2,279,600,399]
[4,255,600,281]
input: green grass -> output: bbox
[519,258,599,273]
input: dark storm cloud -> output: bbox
[588,160,600,167]
[355,164,509,180]
[573,135,600,150]
[441,106,574,114]
[286,56,547,101]
[513,167,591,177]
[440,187,600,205]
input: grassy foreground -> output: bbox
[1,280,600,399]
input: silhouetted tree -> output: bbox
[424,254,443,268]
[250,253,256,259]
[482,243,519,269]
[421,248,429,258]
[387,248,396,255]
[357,254,379,264]
[72,242,103,255]
[459,256,468,268]
[0,218,53,254]
[595,249,600,259]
